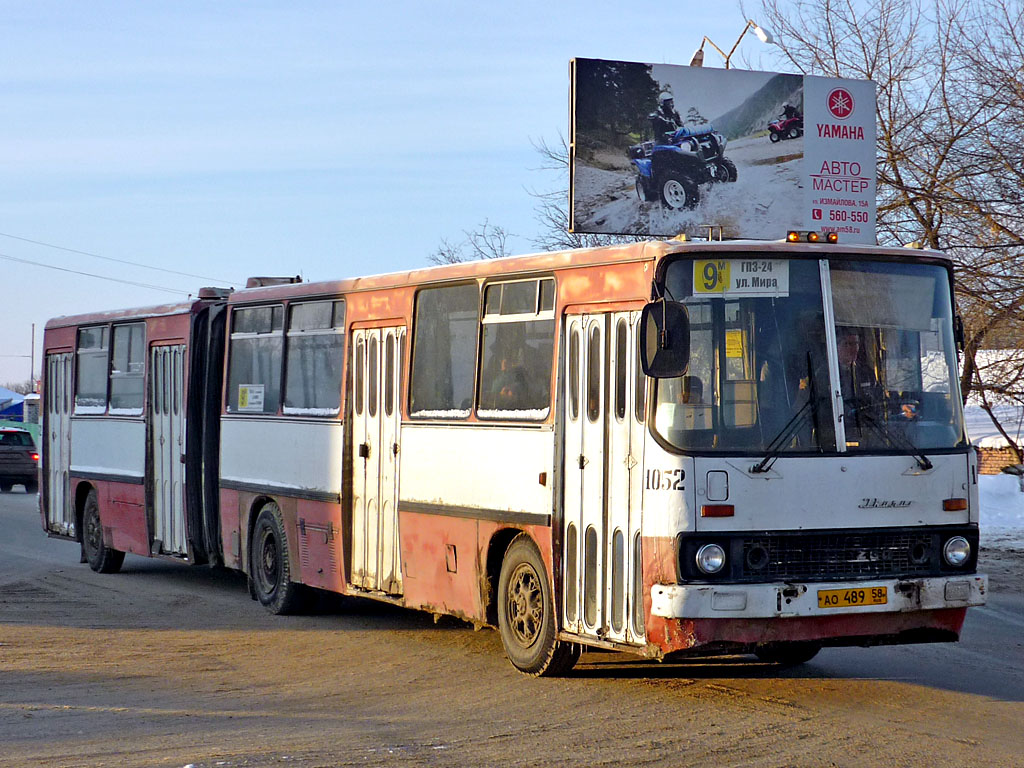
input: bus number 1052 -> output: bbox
[645,468,685,491]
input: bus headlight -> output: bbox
[696,543,726,574]
[943,536,971,567]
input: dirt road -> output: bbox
[2,491,1022,768]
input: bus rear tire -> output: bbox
[754,641,821,665]
[82,489,125,574]
[250,502,308,615]
[497,534,580,676]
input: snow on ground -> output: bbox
[980,472,1024,547]
[964,404,1024,445]
[573,135,804,237]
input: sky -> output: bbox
[0,0,790,385]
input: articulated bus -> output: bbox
[41,236,987,675]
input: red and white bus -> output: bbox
[41,236,987,675]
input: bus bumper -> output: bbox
[650,574,987,620]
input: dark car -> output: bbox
[0,428,39,493]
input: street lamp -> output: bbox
[690,19,774,69]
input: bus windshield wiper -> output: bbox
[751,352,818,474]
[854,408,933,471]
[750,399,812,474]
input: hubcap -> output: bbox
[257,527,279,595]
[663,179,688,209]
[507,563,543,648]
[86,507,101,553]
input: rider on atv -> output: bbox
[649,93,683,145]
[781,102,802,121]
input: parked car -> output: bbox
[0,428,39,493]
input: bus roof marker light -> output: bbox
[826,232,839,243]
[787,231,800,242]
[807,232,820,243]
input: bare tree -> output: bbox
[760,0,1024,460]
[528,136,646,252]
[1,380,35,395]
[427,220,515,265]
[430,138,643,263]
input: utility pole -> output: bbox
[30,324,35,392]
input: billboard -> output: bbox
[569,58,877,243]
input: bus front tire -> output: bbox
[82,489,124,574]
[250,502,307,615]
[497,534,580,677]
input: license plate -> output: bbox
[817,586,888,609]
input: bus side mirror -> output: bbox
[640,300,690,378]
[954,314,965,352]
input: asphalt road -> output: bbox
[2,489,1022,768]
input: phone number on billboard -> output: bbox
[828,210,870,223]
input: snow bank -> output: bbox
[980,473,1024,547]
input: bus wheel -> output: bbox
[250,502,307,615]
[497,534,580,676]
[754,641,821,665]
[82,489,124,574]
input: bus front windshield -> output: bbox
[653,256,965,455]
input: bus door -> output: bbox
[351,327,404,595]
[563,313,645,645]
[44,352,73,536]
[150,344,188,556]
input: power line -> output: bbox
[0,231,240,284]
[0,252,189,296]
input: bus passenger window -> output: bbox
[109,323,145,413]
[477,278,555,421]
[75,326,109,412]
[284,300,344,415]
[410,284,479,419]
[227,305,284,414]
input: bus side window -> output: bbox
[109,323,145,413]
[227,305,284,414]
[409,284,479,419]
[75,326,109,412]
[284,300,344,415]
[477,278,555,420]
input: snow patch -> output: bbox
[980,473,1024,547]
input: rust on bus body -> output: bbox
[44,301,195,331]
[71,476,149,557]
[145,311,191,345]
[398,510,554,627]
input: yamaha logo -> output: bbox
[827,87,855,120]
